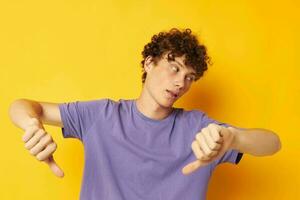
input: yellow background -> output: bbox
[1,0,299,199]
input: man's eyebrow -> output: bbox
[173,60,184,68]
[173,60,196,76]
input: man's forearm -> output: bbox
[229,127,281,156]
[8,99,43,130]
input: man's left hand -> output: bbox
[182,123,236,175]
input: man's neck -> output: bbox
[135,89,173,121]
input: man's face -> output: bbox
[143,53,197,108]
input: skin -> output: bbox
[136,52,282,175]
[136,52,197,120]
[22,117,64,177]
[9,100,64,177]
[9,52,281,178]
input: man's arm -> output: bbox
[182,124,281,175]
[8,98,64,178]
[9,98,63,130]
[229,127,281,156]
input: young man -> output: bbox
[9,28,281,200]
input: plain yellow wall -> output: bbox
[1,0,299,199]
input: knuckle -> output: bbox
[29,149,36,155]
[29,118,41,127]
[195,153,201,160]
[191,140,197,148]
[211,151,218,157]
[208,123,214,128]
[202,150,209,156]
[204,148,211,155]
[202,156,210,161]
[39,151,49,160]
[207,143,213,150]
[207,150,213,156]
[37,129,46,136]
[41,134,51,143]
[23,128,35,141]
[211,143,217,149]
[26,124,37,133]
[36,155,43,161]
[48,142,57,151]
[31,124,40,130]
[46,134,53,141]
[24,143,30,150]
[30,117,39,124]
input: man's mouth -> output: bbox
[166,89,178,99]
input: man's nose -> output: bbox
[174,76,185,89]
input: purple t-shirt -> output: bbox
[59,98,243,200]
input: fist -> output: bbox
[182,123,236,175]
[23,118,56,161]
[22,118,64,178]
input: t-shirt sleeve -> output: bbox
[200,112,244,166]
[58,98,110,141]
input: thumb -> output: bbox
[181,159,207,175]
[182,147,230,176]
[44,156,64,178]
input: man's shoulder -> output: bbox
[178,107,206,118]
[175,107,208,125]
[61,98,117,112]
[75,98,120,106]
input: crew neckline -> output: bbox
[132,99,177,123]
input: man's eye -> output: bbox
[186,76,195,82]
[171,65,179,72]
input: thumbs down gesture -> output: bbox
[182,123,237,175]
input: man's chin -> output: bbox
[160,99,176,109]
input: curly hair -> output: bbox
[140,28,212,83]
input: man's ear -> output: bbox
[144,56,154,73]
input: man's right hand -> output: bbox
[22,118,64,178]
